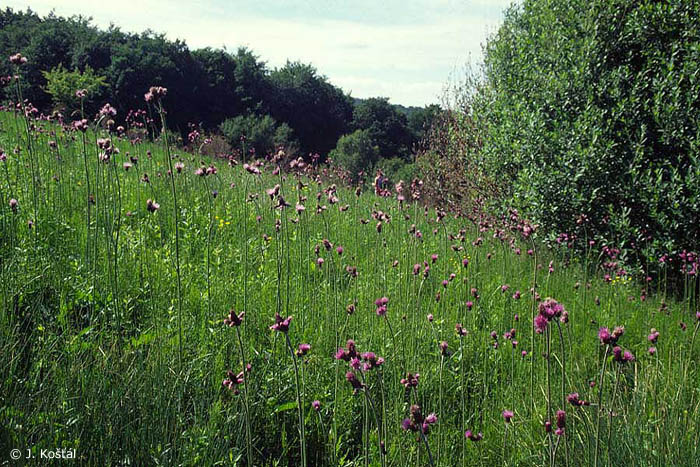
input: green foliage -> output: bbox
[352,97,414,160]
[220,114,298,157]
[470,0,700,267]
[268,61,353,155]
[329,129,379,181]
[374,157,415,186]
[0,111,697,466]
[41,64,106,114]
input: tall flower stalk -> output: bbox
[146,86,183,365]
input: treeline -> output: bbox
[0,8,440,177]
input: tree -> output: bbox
[268,61,353,156]
[352,97,413,160]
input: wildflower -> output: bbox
[567,393,590,407]
[145,85,167,102]
[555,410,566,436]
[316,257,324,268]
[345,371,364,392]
[502,410,514,423]
[336,246,343,255]
[455,323,467,336]
[296,343,311,357]
[400,372,420,388]
[439,341,449,356]
[374,296,389,316]
[466,301,473,311]
[9,198,18,213]
[534,314,548,334]
[427,314,434,322]
[222,369,245,395]
[513,290,521,300]
[335,340,359,362]
[544,421,552,433]
[9,53,27,65]
[598,327,616,345]
[146,199,160,213]
[648,347,656,356]
[431,254,438,263]
[224,309,245,327]
[312,400,321,411]
[648,329,659,344]
[465,430,483,441]
[270,313,292,333]
[361,352,384,371]
[175,162,184,173]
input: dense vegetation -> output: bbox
[427,0,700,276]
[0,8,438,171]
[0,74,699,465]
[1,2,700,465]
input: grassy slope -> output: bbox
[0,110,698,466]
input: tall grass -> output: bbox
[0,106,698,466]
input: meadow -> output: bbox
[1,84,699,466]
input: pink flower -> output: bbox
[502,410,514,423]
[270,313,292,333]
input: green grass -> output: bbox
[0,109,698,466]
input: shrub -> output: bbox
[464,0,700,273]
[328,129,379,183]
[220,114,298,158]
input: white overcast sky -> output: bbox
[4,0,517,106]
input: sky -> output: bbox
[4,0,517,107]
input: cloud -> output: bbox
[4,0,514,106]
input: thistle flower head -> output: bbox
[270,313,292,333]
[146,199,160,213]
[502,410,514,423]
[224,308,245,327]
[465,430,483,441]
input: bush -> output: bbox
[375,157,415,188]
[467,0,700,272]
[328,129,379,182]
[41,64,106,117]
[220,114,297,159]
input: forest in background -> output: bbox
[0,7,441,180]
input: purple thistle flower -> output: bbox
[400,372,420,388]
[224,309,245,327]
[502,410,514,423]
[146,199,160,213]
[648,329,659,344]
[9,198,18,213]
[534,314,548,334]
[312,400,321,411]
[465,430,483,441]
[345,371,364,392]
[598,327,614,345]
[556,410,566,430]
[270,313,292,333]
[296,343,311,356]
